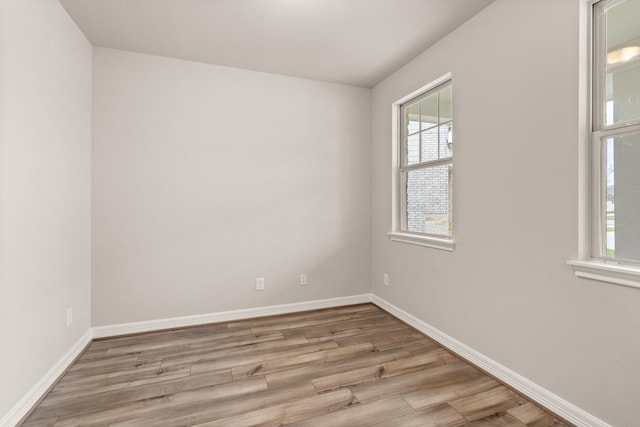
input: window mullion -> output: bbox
[599,122,640,137]
[418,103,423,164]
[592,1,606,131]
[597,133,607,259]
[400,171,408,231]
[400,157,452,173]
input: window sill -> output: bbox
[387,231,455,251]
[567,259,640,290]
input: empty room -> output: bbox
[1,0,639,425]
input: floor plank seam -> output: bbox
[19,304,572,427]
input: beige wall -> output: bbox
[0,0,92,417]
[91,48,371,326]
[370,1,640,425]
[3,0,638,425]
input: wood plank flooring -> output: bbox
[20,304,570,426]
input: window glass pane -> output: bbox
[404,101,420,136]
[604,130,640,260]
[439,86,452,123]
[439,123,453,159]
[605,0,640,125]
[405,134,420,166]
[405,165,452,236]
[420,127,438,162]
[420,93,438,131]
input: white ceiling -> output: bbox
[59,0,494,88]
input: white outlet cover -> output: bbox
[256,277,265,291]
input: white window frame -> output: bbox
[568,0,640,289]
[388,73,455,251]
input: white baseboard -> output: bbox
[2,295,370,425]
[0,329,92,427]
[4,294,609,427]
[92,294,372,339]
[370,295,611,427]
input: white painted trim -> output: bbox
[0,329,92,427]
[370,295,612,427]
[92,294,371,338]
[576,0,592,261]
[568,259,640,290]
[2,296,370,424]
[390,73,455,248]
[4,294,611,427]
[394,72,453,105]
[575,0,640,274]
[387,231,455,251]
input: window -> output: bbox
[389,75,454,251]
[569,0,640,287]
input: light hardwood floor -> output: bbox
[20,304,570,426]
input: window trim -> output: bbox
[568,0,640,289]
[389,72,455,251]
[387,230,455,251]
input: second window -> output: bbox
[399,81,453,237]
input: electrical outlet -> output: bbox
[66,307,73,326]
[256,277,265,291]
[300,274,308,285]
[383,273,389,286]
